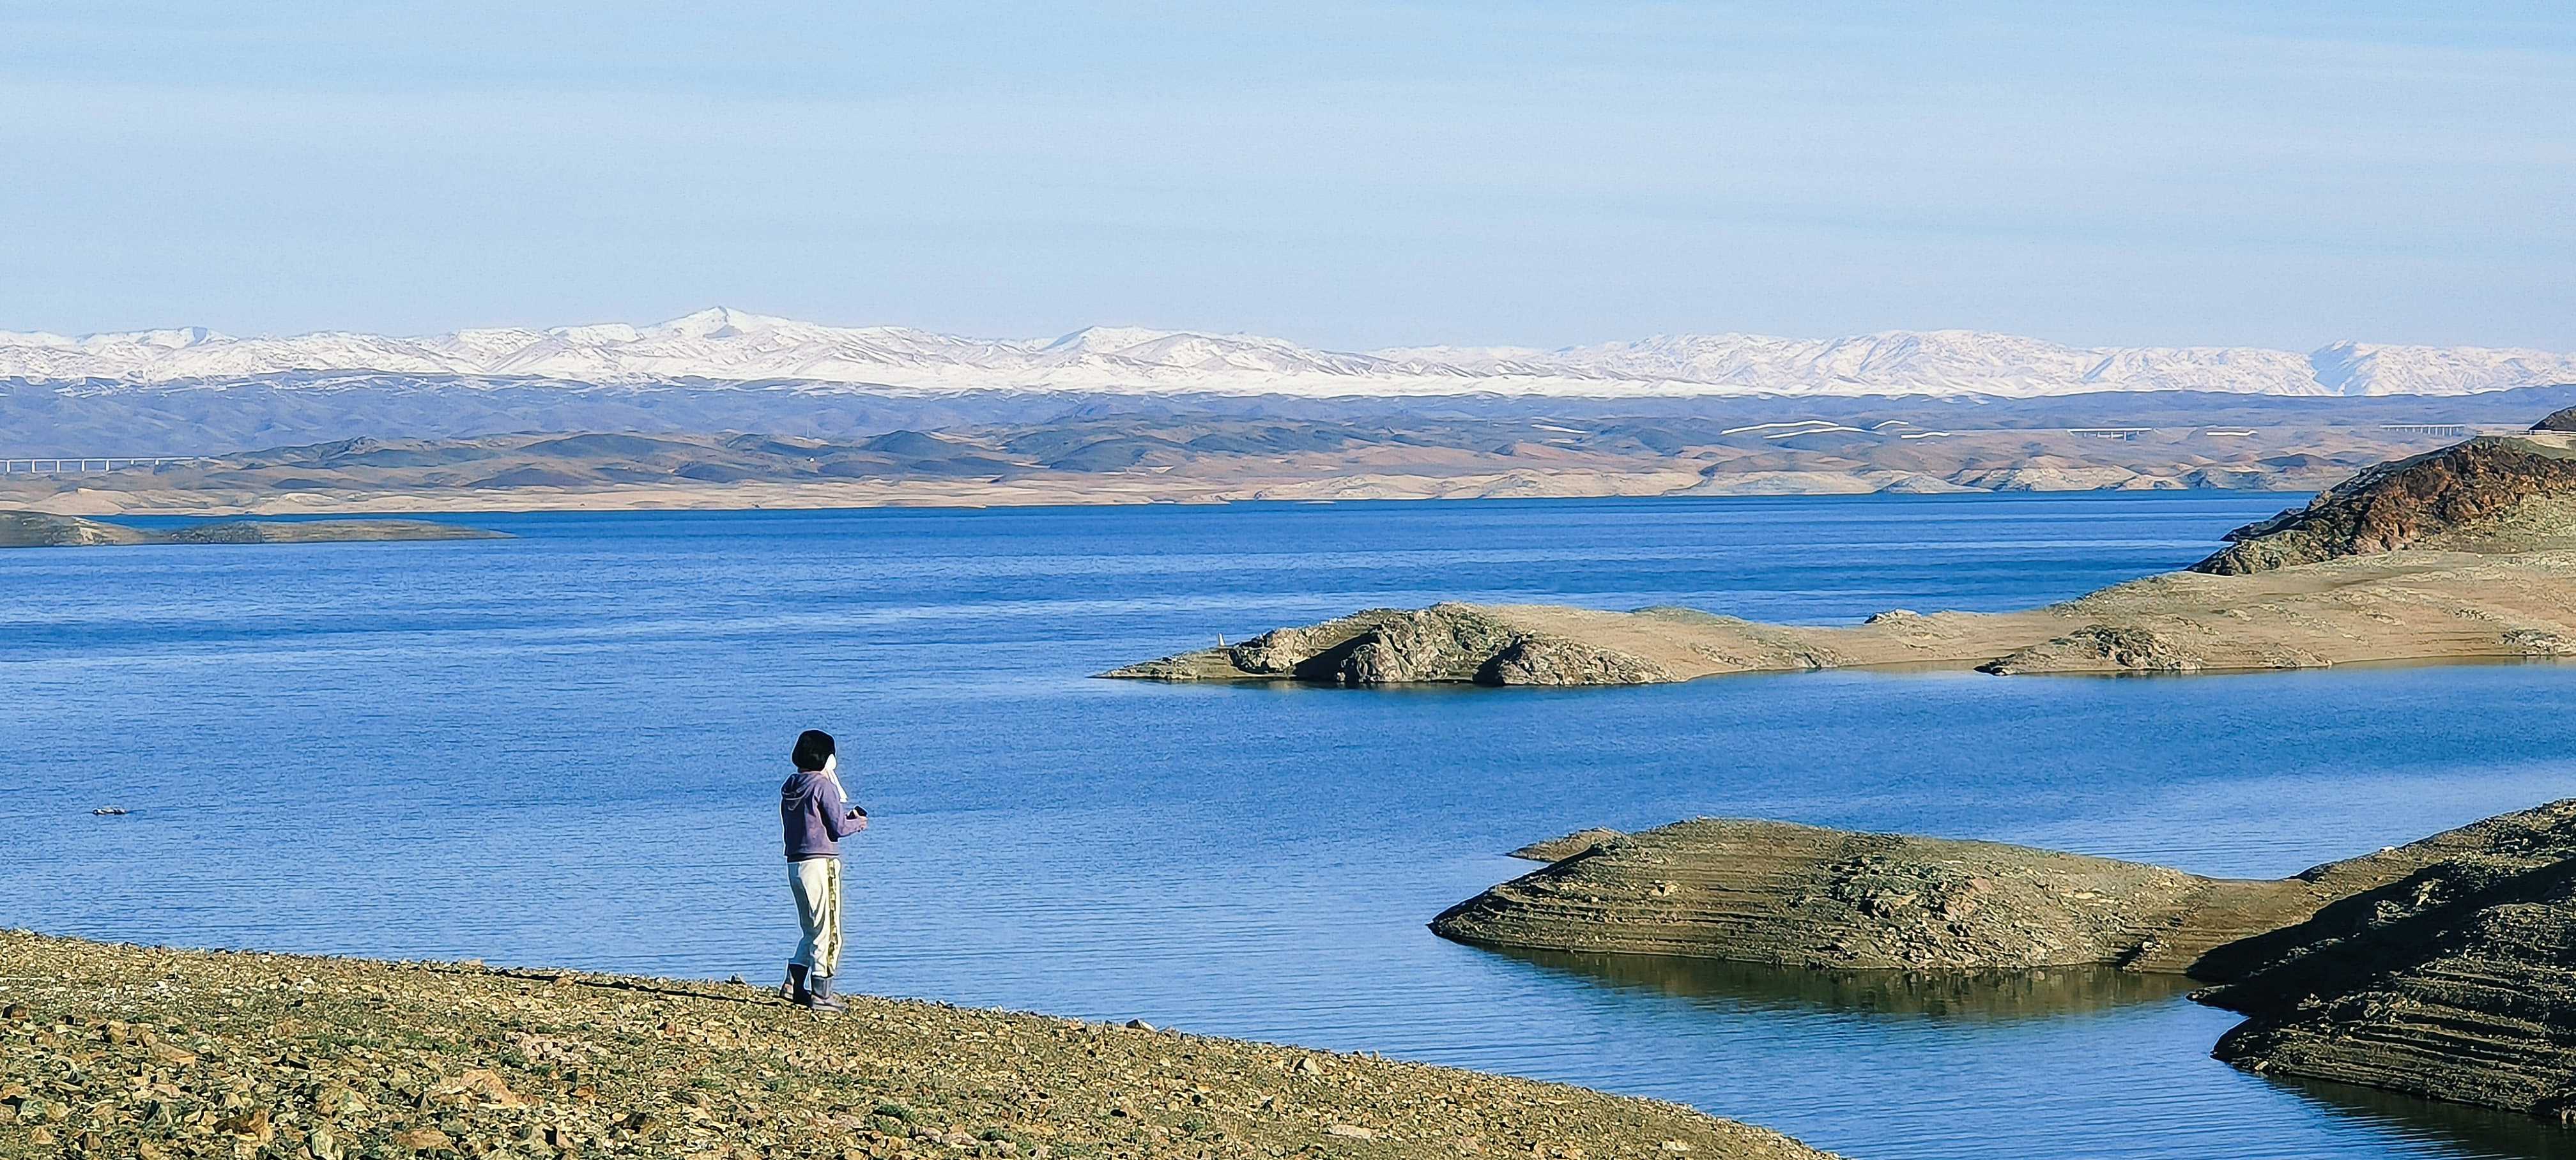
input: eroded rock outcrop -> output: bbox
[1439,801,2576,1120]
[1431,818,2345,972]
[1105,604,1677,687]
[2191,434,2576,574]
[1438,807,2576,977]
[2194,800,2576,1118]
[1975,623,2205,675]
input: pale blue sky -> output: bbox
[2,2,2570,350]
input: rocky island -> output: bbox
[1435,801,2576,1122]
[0,510,505,549]
[0,931,1831,1160]
[1106,428,2576,684]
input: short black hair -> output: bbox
[792,729,836,772]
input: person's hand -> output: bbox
[846,811,868,832]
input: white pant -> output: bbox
[788,857,843,979]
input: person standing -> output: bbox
[780,729,865,1011]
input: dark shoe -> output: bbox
[804,973,846,1013]
[781,963,808,1004]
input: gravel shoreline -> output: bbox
[0,931,1830,1159]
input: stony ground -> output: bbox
[0,932,1829,1160]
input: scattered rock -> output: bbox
[391,1126,454,1152]
[0,930,1828,1160]
[214,1106,275,1145]
[2503,628,2576,655]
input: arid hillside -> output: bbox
[11,388,2573,514]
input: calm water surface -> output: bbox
[6,494,2575,1160]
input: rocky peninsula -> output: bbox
[1106,430,2576,685]
[0,511,505,549]
[2194,800,2576,1121]
[2191,431,2576,574]
[0,931,1830,1160]
[1436,801,2576,1121]
[1102,553,2576,684]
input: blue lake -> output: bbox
[6,493,2575,1160]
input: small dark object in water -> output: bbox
[91,807,129,816]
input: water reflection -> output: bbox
[1508,945,2576,1157]
[2273,1075,2576,1160]
[1497,947,2198,1021]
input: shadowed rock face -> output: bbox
[2195,801,2576,1120]
[1438,801,2576,1120]
[2191,435,2576,574]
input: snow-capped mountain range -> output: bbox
[3,308,2571,398]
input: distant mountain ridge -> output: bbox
[4,307,2572,399]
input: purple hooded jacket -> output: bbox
[781,770,864,860]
